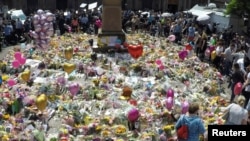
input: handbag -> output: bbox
[177,115,188,140]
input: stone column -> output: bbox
[97,0,126,50]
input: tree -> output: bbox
[225,0,250,16]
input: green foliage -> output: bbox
[225,0,250,16]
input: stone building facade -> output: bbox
[0,0,224,14]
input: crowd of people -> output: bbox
[0,8,250,140]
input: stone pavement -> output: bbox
[0,45,16,60]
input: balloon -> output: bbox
[19,57,26,65]
[127,108,140,122]
[178,50,188,60]
[168,35,176,42]
[57,76,66,86]
[14,52,22,60]
[127,44,143,59]
[205,48,211,57]
[129,99,137,106]
[37,9,44,15]
[181,101,189,114]
[33,14,40,24]
[159,65,165,70]
[7,79,16,87]
[21,70,31,82]
[166,88,174,98]
[211,50,216,60]
[30,31,39,39]
[12,60,20,68]
[209,46,215,52]
[68,83,80,96]
[185,44,192,51]
[64,47,73,60]
[39,32,46,39]
[34,24,42,32]
[234,82,243,95]
[63,63,76,74]
[96,67,104,75]
[35,94,47,111]
[46,12,54,22]
[40,16,47,25]
[46,29,54,36]
[166,97,173,110]
[155,59,163,65]
[42,22,50,31]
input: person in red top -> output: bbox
[94,17,102,35]
[71,17,79,33]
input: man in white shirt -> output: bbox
[222,43,236,76]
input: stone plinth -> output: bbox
[96,0,126,52]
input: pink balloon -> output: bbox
[234,82,243,95]
[30,31,39,39]
[166,88,174,98]
[14,52,22,60]
[181,101,189,114]
[19,57,26,65]
[46,29,54,36]
[7,79,16,87]
[127,108,140,122]
[46,12,54,22]
[159,65,165,70]
[34,24,42,32]
[209,46,215,52]
[57,77,66,85]
[178,50,188,60]
[205,48,210,57]
[42,23,50,31]
[166,97,173,111]
[40,32,46,39]
[155,59,162,65]
[168,35,176,42]
[12,60,20,68]
[68,83,80,96]
[39,16,47,25]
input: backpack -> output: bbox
[177,115,189,140]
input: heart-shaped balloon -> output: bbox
[127,44,143,59]
[21,70,31,82]
[35,94,48,111]
[127,108,140,122]
[12,60,20,68]
[64,47,73,60]
[68,83,80,96]
[14,52,22,60]
[19,57,26,65]
[7,79,16,87]
[63,63,76,74]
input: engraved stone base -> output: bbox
[93,31,127,53]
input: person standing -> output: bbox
[187,23,196,42]
[223,95,248,125]
[175,102,206,141]
[242,65,250,108]
[229,63,244,102]
[15,18,23,41]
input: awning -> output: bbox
[88,2,97,10]
[188,9,213,16]
[80,3,87,8]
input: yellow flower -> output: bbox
[163,125,172,132]
[3,114,10,120]
[95,125,102,131]
[2,135,9,141]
